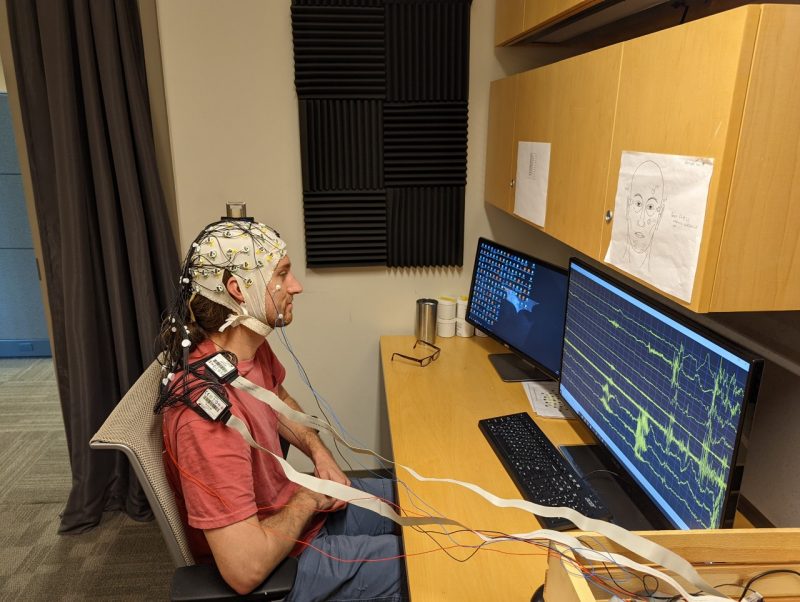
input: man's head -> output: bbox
[223,254,303,328]
[186,220,295,337]
[626,161,665,255]
[159,219,302,370]
[155,218,303,411]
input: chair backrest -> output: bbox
[90,360,194,567]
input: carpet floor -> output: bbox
[0,358,173,601]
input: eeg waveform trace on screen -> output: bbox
[559,262,753,529]
[467,239,567,377]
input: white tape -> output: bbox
[229,375,728,601]
[226,415,458,528]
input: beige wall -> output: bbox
[0,52,6,92]
[154,0,571,470]
[138,0,180,250]
[151,1,799,526]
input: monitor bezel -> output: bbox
[465,237,569,381]
[560,258,764,529]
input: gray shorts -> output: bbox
[287,478,408,602]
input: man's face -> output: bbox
[264,256,303,327]
[626,166,664,254]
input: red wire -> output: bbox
[162,423,645,599]
[162,426,233,512]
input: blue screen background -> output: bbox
[467,240,568,376]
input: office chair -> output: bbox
[90,360,297,601]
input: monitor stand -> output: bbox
[560,444,673,531]
[488,353,550,382]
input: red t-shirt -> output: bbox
[161,338,324,563]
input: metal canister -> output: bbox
[415,299,438,345]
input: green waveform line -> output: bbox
[564,326,733,462]
[565,357,725,525]
[563,281,750,526]
[563,336,729,480]
[567,294,743,436]
[574,377,723,526]
[570,281,745,425]
[600,382,614,413]
[634,410,650,459]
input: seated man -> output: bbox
[154,218,406,601]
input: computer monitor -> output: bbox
[559,259,763,529]
[466,238,568,382]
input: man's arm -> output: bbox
[274,384,351,499]
[205,487,334,595]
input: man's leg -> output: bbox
[287,478,407,602]
[288,531,406,602]
[323,478,398,537]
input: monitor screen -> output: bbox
[466,238,568,378]
[559,260,762,529]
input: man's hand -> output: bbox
[312,451,350,512]
[207,487,332,595]
[295,487,338,514]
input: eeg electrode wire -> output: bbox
[162,221,745,602]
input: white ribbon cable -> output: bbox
[541,538,730,602]
[233,376,374,455]
[230,376,726,600]
[399,466,729,602]
[226,415,459,529]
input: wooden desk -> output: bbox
[381,334,594,601]
[380,335,787,602]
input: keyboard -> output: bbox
[478,412,611,530]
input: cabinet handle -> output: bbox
[510,179,515,188]
[604,210,614,223]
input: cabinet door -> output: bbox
[600,6,759,311]
[522,0,597,34]
[712,5,800,311]
[484,75,518,212]
[514,44,621,256]
[495,0,526,45]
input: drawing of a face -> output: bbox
[626,161,665,254]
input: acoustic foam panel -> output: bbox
[304,191,387,267]
[292,0,471,268]
[291,0,385,98]
[385,0,470,102]
[387,187,464,267]
[384,101,468,187]
[299,99,383,192]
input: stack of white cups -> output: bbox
[455,295,474,337]
[436,296,456,337]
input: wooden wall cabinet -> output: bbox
[485,4,800,312]
[495,0,599,45]
[484,45,621,259]
[494,0,525,46]
[484,75,518,212]
[514,44,620,258]
[706,6,800,311]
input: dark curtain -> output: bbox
[6,0,178,532]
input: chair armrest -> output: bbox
[170,557,298,601]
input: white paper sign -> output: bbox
[522,381,575,420]
[514,141,551,227]
[604,151,714,302]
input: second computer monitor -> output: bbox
[559,259,762,529]
[466,238,568,381]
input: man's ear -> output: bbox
[226,277,245,303]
